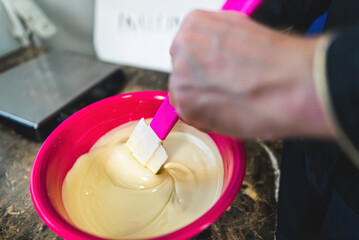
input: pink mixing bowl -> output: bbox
[30,91,246,240]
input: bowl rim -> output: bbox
[30,91,246,240]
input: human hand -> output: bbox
[169,10,333,139]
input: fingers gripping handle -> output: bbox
[150,95,179,140]
[150,0,263,140]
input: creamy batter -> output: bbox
[62,120,223,239]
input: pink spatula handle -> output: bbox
[150,95,179,140]
[221,0,263,15]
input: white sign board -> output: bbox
[94,0,225,72]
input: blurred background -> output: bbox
[0,0,94,57]
[0,0,226,71]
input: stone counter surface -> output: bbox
[0,48,281,240]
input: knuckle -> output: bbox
[171,55,190,75]
[171,31,196,56]
[186,9,206,22]
[182,10,209,30]
[177,31,195,47]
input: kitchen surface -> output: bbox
[0,47,282,240]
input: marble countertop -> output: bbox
[0,48,282,240]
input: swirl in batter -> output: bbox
[62,120,223,239]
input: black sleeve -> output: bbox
[325,25,359,168]
[251,0,331,32]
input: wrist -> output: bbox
[283,35,335,138]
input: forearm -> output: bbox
[314,24,359,168]
[251,0,331,32]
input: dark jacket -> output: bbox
[252,0,359,213]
